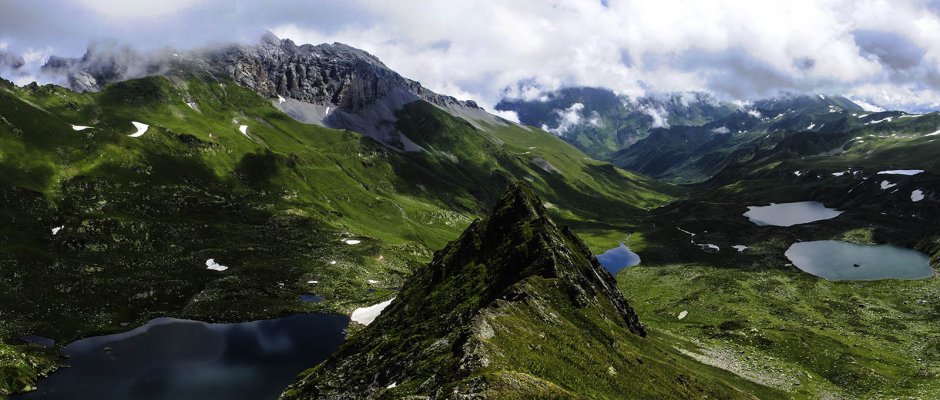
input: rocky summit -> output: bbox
[40,34,502,151]
[281,184,760,399]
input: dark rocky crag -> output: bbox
[281,184,761,399]
[40,34,504,151]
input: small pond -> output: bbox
[298,294,324,303]
[744,201,843,227]
[596,242,641,275]
[16,313,348,400]
[784,240,935,281]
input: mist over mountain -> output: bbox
[3,2,940,400]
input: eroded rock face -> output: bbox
[40,34,496,151]
[41,34,479,115]
[209,34,477,112]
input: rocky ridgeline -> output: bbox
[41,33,479,114]
[281,183,645,399]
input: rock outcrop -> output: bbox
[40,34,506,151]
[280,183,650,399]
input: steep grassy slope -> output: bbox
[0,76,673,396]
[282,184,779,399]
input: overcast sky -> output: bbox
[4,0,940,112]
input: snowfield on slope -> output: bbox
[128,121,149,137]
[878,170,924,176]
[205,259,228,271]
[351,298,394,325]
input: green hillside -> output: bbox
[283,184,780,399]
[0,75,674,396]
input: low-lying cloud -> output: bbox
[5,0,940,112]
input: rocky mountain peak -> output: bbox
[37,34,503,152]
[281,183,645,398]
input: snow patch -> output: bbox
[699,243,719,253]
[351,298,394,325]
[238,125,249,137]
[128,121,149,138]
[51,225,64,235]
[912,189,925,202]
[307,280,319,284]
[732,245,748,252]
[880,180,897,190]
[807,123,816,130]
[865,117,893,125]
[878,170,923,176]
[793,171,803,177]
[277,95,286,104]
[367,279,380,285]
[344,239,361,245]
[678,310,688,320]
[71,125,92,131]
[205,259,228,271]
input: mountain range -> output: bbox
[1,34,938,399]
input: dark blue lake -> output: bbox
[16,313,348,400]
[596,242,641,275]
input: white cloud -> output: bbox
[847,97,886,112]
[5,1,940,112]
[587,111,602,127]
[747,109,762,118]
[711,126,731,134]
[641,105,670,128]
[277,0,940,112]
[547,102,585,135]
[849,83,940,112]
[492,109,520,123]
[72,0,207,18]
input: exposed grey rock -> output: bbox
[40,34,510,151]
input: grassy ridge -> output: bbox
[0,76,673,396]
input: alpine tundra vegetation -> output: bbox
[1,1,940,399]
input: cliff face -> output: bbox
[40,34,503,151]
[281,184,760,399]
[206,34,478,112]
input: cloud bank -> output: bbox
[4,0,940,111]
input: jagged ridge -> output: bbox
[41,34,505,151]
[280,184,767,399]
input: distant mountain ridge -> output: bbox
[496,87,739,159]
[497,86,937,183]
[40,33,506,151]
